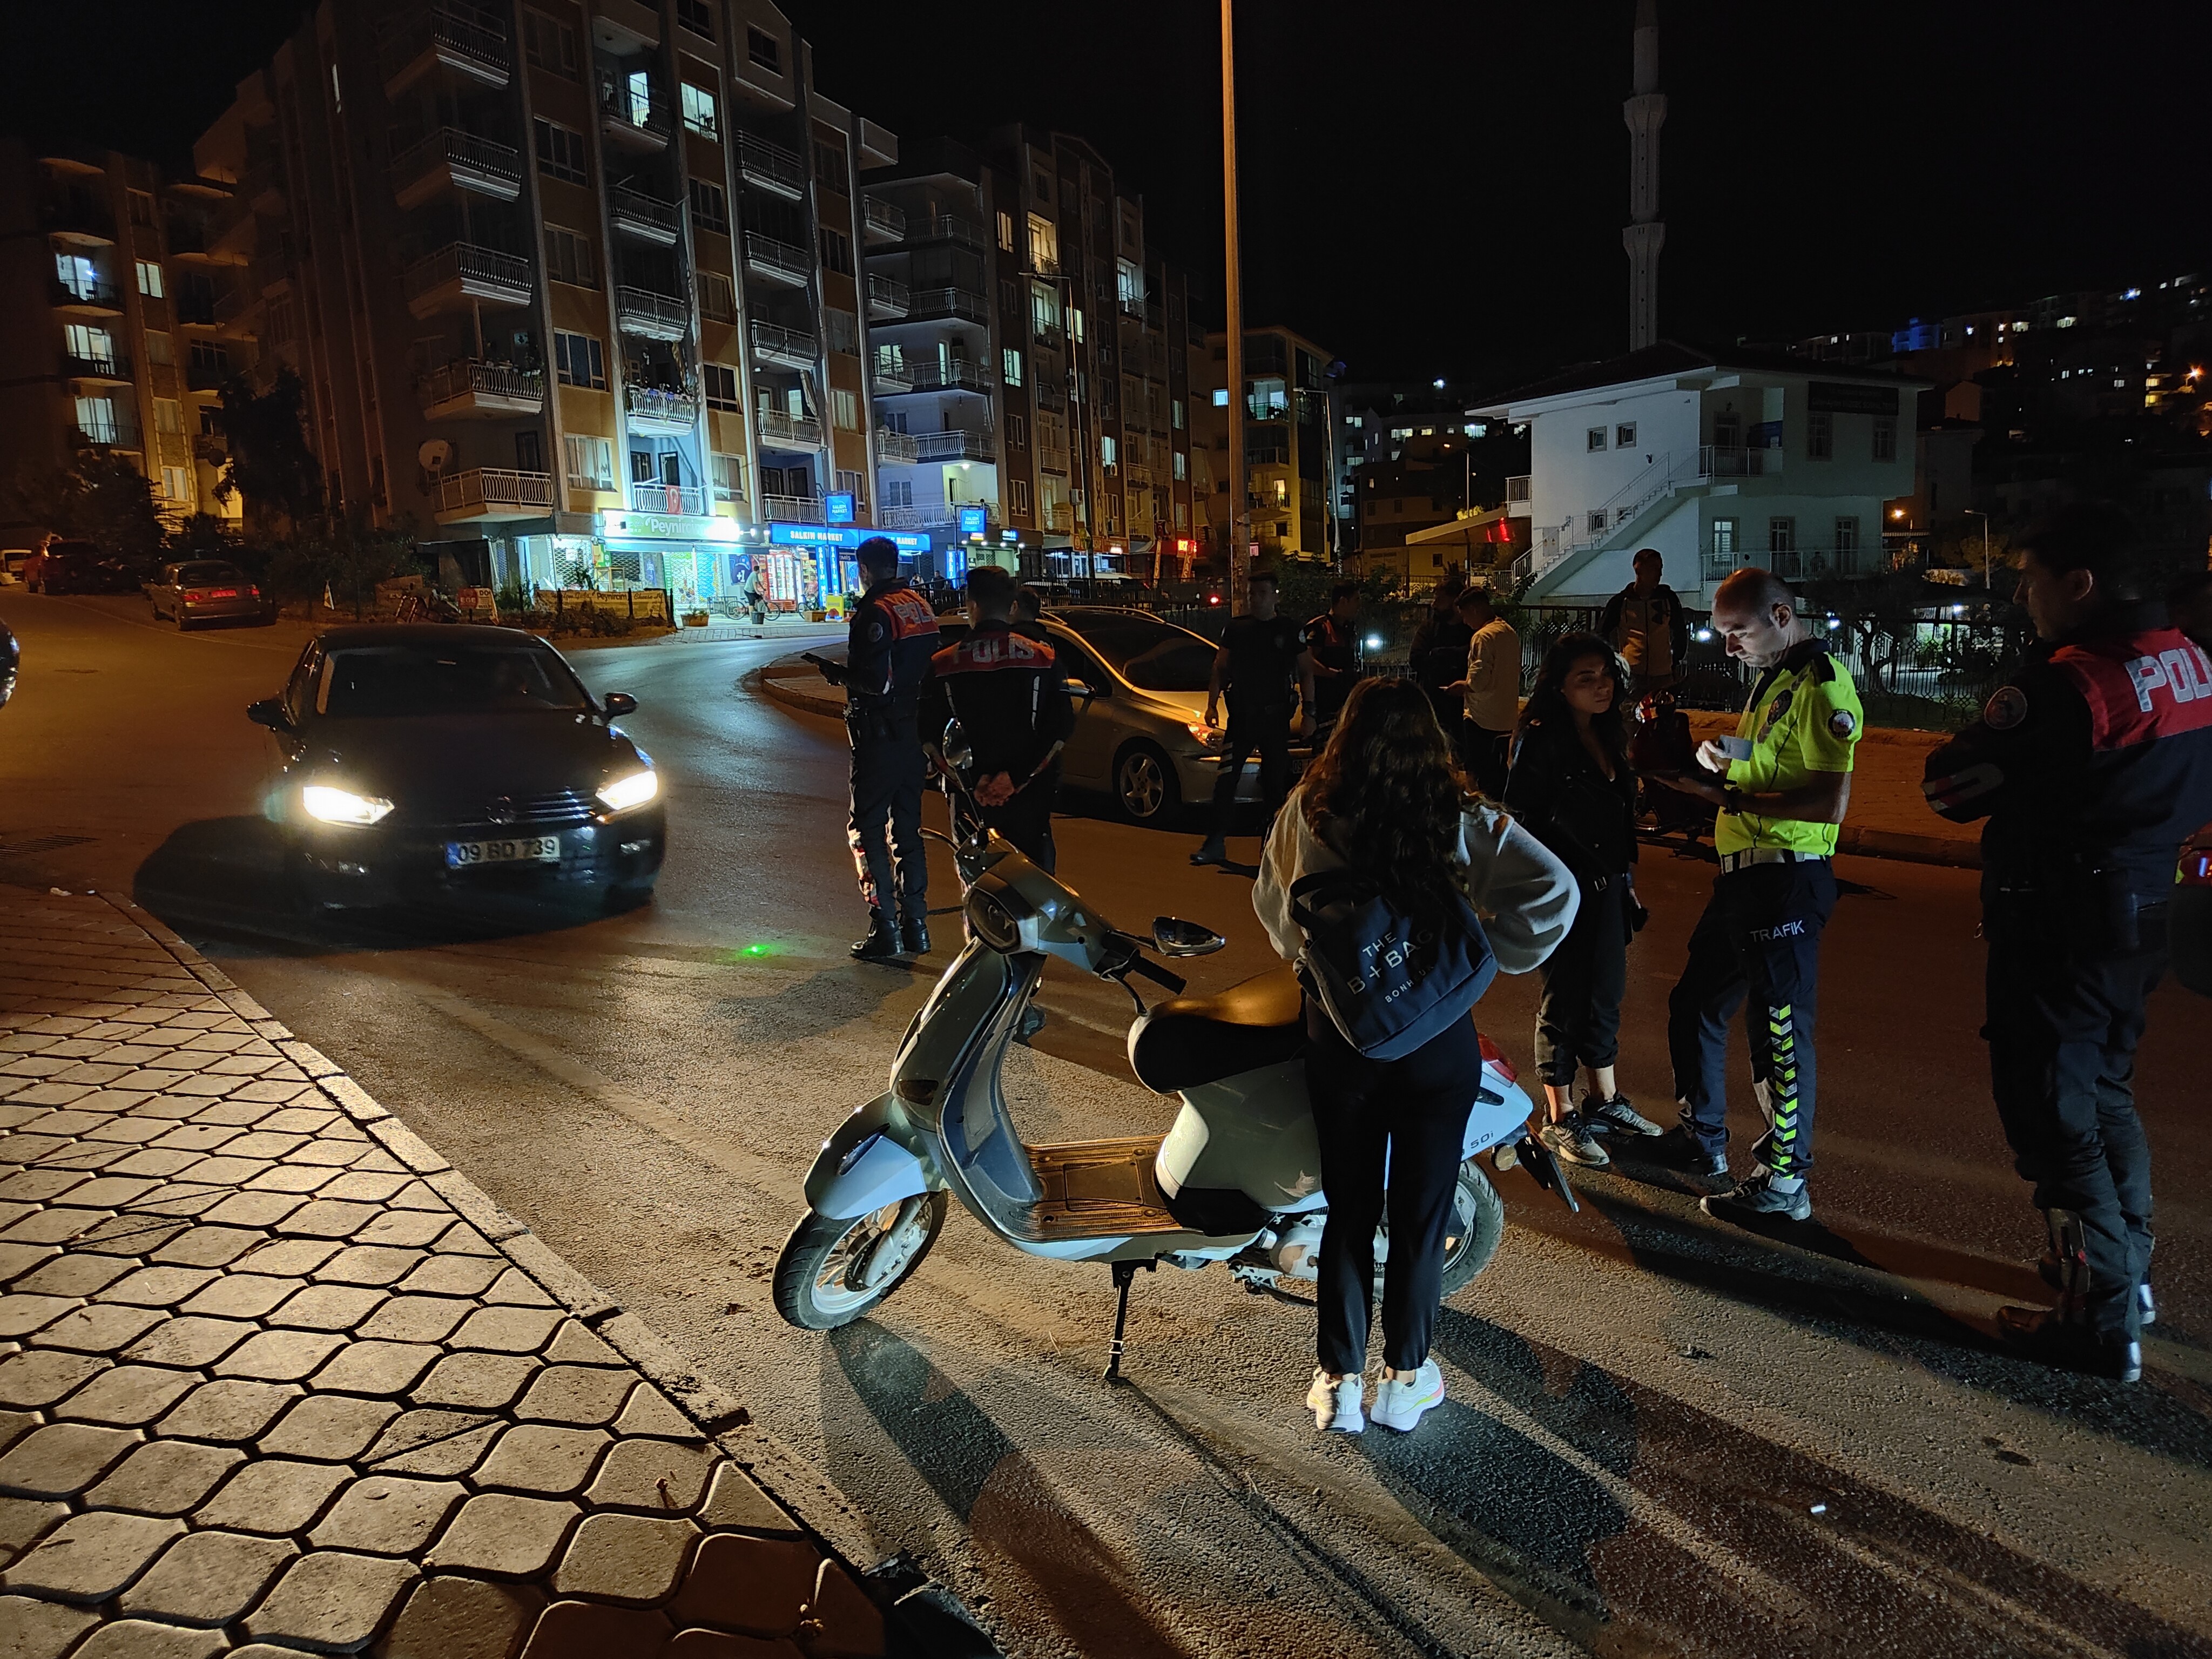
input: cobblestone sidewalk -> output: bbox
[0,891,932,1659]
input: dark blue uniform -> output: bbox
[922,621,1074,870]
[843,579,938,923]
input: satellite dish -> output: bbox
[417,440,452,471]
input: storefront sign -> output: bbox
[596,510,740,543]
[825,491,856,525]
[768,523,927,554]
[959,506,988,537]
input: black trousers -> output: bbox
[1209,705,1291,839]
[1667,859,1836,1176]
[1460,721,1512,799]
[1985,889,2168,1340]
[953,768,1057,873]
[1534,873,1629,1087]
[846,711,926,919]
[1306,1005,1481,1375]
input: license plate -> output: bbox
[209,588,239,598]
[444,835,561,868]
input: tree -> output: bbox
[266,508,423,615]
[214,370,323,532]
[6,447,167,563]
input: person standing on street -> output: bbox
[922,566,1074,872]
[1303,581,1362,731]
[1649,567,1863,1224]
[1011,583,1049,641]
[1506,632,1659,1168]
[1409,575,1473,737]
[817,537,939,960]
[1445,585,1519,797]
[1923,504,2212,1382]
[1600,548,1690,698]
[1191,568,1318,866]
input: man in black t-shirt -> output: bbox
[1192,568,1317,866]
[1302,580,1361,731]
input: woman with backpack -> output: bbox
[1505,633,1662,1169]
[1254,677,1576,1435]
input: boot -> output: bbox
[1995,1304,2142,1383]
[1189,838,1229,867]
[2039,1250,2155,1327]
[901,913,932,956]
[850,911,902,961]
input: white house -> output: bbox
[1472,343,1928,603]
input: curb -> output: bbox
[95,889,1003,1657]
[752,660,845,720]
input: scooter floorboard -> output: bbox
[1010,1134,1184,1240]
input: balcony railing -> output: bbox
[1041,503,1074,532]
[624,384,700,427]
[903,211,982,249]
[871,354,914,393]
[608,185,680,244]
[62,353,132,382]
[40,194,117,242]
[437,466,554,516]
[873,428,920,463]
[749,319,817,367]
[380,0,511,93]
[613,285,689,340]
[403,241,532,310]
[417,358,545,414]
[1505,474,1531,503]
[761,493,819,522]
[757,409,824,447]
[735,133,805,199]
[742,232,810,285]
[1697,444,1781,478]
[72,417,142,449]
[212,286,259,334]
[911,429,995,463]
[862,197,905,242]
[865,273,909,319]
[630,481,705,514]
[597,77,672,146]
[51,278,124,312]
[1037,444,1070,475]
[390,127,522,205]
[903,285,989,325]
[904,357,995,396]
[174,294,217,327]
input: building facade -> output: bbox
[1191,325,1335,567]
[0,140,246,540]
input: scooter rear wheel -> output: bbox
[1437,1159,1508,1298]
[772,1192,948,1330]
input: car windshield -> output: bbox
[1057,611,1217,692]
[316,644,589,718]
[177,562,245,585]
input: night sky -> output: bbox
[11,1,2209,392]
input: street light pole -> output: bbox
[1221,0,1247,615]
[1963,508,1992,589]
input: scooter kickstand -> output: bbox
[1102,1260,1154,1384]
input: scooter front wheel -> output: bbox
[772,1192,949,1330]
[1437,1158,1508,1299]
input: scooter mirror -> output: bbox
[941,718,975,771]
[1151,916,1226,957]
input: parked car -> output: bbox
[25,541,107,594]
[249,625,666,912]
[147,559,273,628]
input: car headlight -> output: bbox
[596,768,659,812]
[301,784,394,826]
[1184,722,1226,751]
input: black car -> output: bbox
[29,542,141,595]
[249,625,666,911]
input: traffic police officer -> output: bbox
[1923,503,2212,1382]
[819,536,939,960]
[922,566,1074,871]
[1652,567,1863,1224]
[1301,581,1361,731]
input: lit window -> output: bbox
[1001,347,1023,388]
[135,259,163,298]
[1211,388,1228,407]
[680,83,718,140]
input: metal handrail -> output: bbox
[904,285,988,324]
[757,409,823,446]
[906,358,995,394]
[390,127,521,192]
[608,185,680,236]
[736,133,805,195]
[597,76,672,139]
[614,285,688,332]
[624,384,700,425]
[62,353,132,382]
[871,355,915,392]
[911,429,995,462]
[418,358,544,408]
[404,241,531,301]
[743,232,810,281]
[873,429,920,463]
[862,197,906,239]
[750,319,817,362]
[437,467,552,512]
[1505,474,1531,503]
[905,211,982,248]
[866,273,909,315]
[51,278,124,310]
[629,481,705,513]
[761,493,819,521]
[381,0,511,82]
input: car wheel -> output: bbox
[1113,740,1181,824]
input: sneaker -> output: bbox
[1189,840,1230,867]
[1702,1166,1812,1224]
[1539,1114,1610,1168]
[1995,1304,2142,1384]
[1583,1093,1662,1137]
[1306,1368,1364,1433]
[1643,1123,1728,1179]
[1370,1360,1446,1433]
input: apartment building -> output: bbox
[860,127,1196,581]
[0,139,245,540]
[188,0,907,613]
[1191,325,1337,565]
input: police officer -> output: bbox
[922,566,1074,871]
[1649,567,1863,1224]
[1301,581,1361,731]
[1923,504,2212,1382]
[818,536,939,960]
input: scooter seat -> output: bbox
[1129,963,1305,1092]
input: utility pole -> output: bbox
[1222,0,1247,614]
[1622,0,1666,350]
[1964,507,1992,588]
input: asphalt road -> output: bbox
[4,589,2210,1659]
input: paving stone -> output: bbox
[661,1633,802,1659]
[178,1273,301,1319]
[387,1182,448,1213]
[48,1362,197,1427]
[518,1600,673,1659]
[0,1170,87,1202]
[278,1199,381,1241]
[248,1164,342,1195]
[217,1328,348,1382]
[0,1206,114,1247]
[426,1493,579,1577]
[0,1495,68,1566]
[517,1366,635,1428]
[307,1475,466,1556]
[193,1098,283,1128]
[244,1548,420,1652]
[311,1339,440,1397]
[451,1306,563,1355]
[355,1296,470,1345]
[551,1511,697,1604]
[294,1138,371,1168]
[123,1314,256,1369]
[119,1527,298,1625]
[432,1222,498,1256]
[473,1425,611,1497]
[269,1283,387,1333]
[71,1619,230,1659]
[315,1246,423,1287]
[106,1150,205,1179]
[0,1411,33,1455]
[233,1238,342,1278]
[543,1323,621,1367]
[196,1457,353,1535]
[99,1264,220,1308]
[413,1351,539,1412]
[383,1573,547,1659]
[85,1438,246,1516]
[150,1124,244,1151]
[199,1191,307,1229]
[258,1107,335,1134]
[396,1256,502,1298]
[222,1132,309,1160]
[76,1213,194,1256]
[0,1347,104,1408]
[586,1437,718,1514]
[0,1421,141,1498]
[666,1533,822,1638]
[150,1225,267,1269]
[363,1409,504,1479]
[0,1294,76,1340]
[261,1394,402,1463]
[53,1176,160,1208]
[14,1252,132,1297]
[21,1300,158,1354]
[481,1268,559,1309]
[0,1508,183,1601]
[167,1156,272,1187]
[614,1385,705,1444]
[314,1172,410,1205]
[697,1464,799,1536]
[0,1595,98,1658]
[154,1378,300,1444]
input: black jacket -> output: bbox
[921,621,1075,785]
[845,578,940,707]
[1504,714,1640,882]
[1597,582,1690,676]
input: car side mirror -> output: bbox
[1152,916,1227,957]
[246,698,291,731]
[602,692,638,717]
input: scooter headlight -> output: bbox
[965,888,1022,951]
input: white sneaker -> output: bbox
[1306,1367,1364,1433]
[1370,1360,1445,1432]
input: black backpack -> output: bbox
[1288,867,1498,1060]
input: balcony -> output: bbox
[592,0,659,51]
[381,1,511,99]
[873,428,920,463]
[742,231,809,288]
[734,134,805,200]
[749,319,817,369]
[185,358,234,392]
[1698,444,1781,479]
[598,77,671,152]
[62,353,132,384]
[900,286,989,326]
[756,409,822,449]
[1505,474,1531,517]
[1033,382,1065,414]
[72,415,142,450]
[193,434,227,466]
[174,294,218,328]
[876,357,994,397]
[435,466,554,524]
[40,193,116,245]
[624,383,700,431]
[901,211,982,250]
[871,354,913,395]
[404,242,532,319]
[609,185,680,246]
[391,127,522,210]
[865,273,909,320]
[213,286,260,338]
[629,481,705,515]
[613,285,689,341]
[418,358,545,420]
[1042,503,1073,533]
[51,278,124,315]
[911,429,995,463]
[862,197,905,244]
[1037,446,1070,476]
[761,493,819,522]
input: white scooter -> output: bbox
[773,728,1579,1378]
